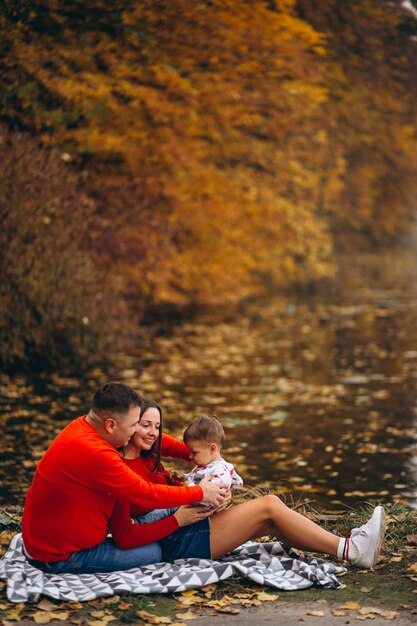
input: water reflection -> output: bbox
[1,253,416,510]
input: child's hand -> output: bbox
[170,470,186,483]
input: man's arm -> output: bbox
[89,448,226,508]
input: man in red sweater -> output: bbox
[22,382,225,574]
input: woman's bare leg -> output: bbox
[210,495,339,559]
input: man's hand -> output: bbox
[212,488,232,513]
[199,476,227,507]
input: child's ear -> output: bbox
[208,442,218,454]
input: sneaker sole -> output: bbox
[371,505,386,567]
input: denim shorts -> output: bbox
[159,518,211,561]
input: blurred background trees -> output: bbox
[1,0,417,370]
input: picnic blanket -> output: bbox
[0,534,346,603]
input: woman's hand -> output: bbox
[173,505,212,527]
[169,470,186,483]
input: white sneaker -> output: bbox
[349,505,386,569]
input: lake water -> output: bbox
[1,251,416,511]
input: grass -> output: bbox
[0,500,416,623]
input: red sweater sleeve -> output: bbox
[110,499,179,549]
[160,434,191,462]
[87,447,203,509]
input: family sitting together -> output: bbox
[22,382,386,575]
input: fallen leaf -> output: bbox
[255,591,279,602]
[406,535,417,546]
[2,608,22,621]
[360,587,374,593]
[215,608,240,615]
[117,602,132,610]
[33,614,52,624]
[175,612,197,621]
[340,601,361,610]
[306,611,325,617]
[67,602,83,610]
[36,600,59,611]
[180,590,199,597]
[88,617,116,626]
[137,611,172,625]
[175,597,204,606]
[358,607,398,620]
[332,610,348,616]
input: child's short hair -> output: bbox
[183,415,225,446]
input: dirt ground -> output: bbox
[195,600,416,625]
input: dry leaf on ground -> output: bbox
[137,611,172,625]
[306,610,325,617]
[255,591,279,602]
[175,612,198,621]
[340,601,361,610]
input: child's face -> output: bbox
[186,439,218,467]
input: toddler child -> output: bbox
[137,414,241,524]
[183,415,243,492]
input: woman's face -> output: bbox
[131,407,161,451]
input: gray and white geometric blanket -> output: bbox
[0,534,346,603]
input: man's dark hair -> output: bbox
[92,382,141,415]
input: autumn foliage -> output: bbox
[1,0,417,368]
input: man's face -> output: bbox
[108,405,141,447]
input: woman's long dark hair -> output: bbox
[139,397,163,472]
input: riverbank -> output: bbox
[0,504,416,624]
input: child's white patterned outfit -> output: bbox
[185,458,243,490]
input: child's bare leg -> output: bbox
[210,495,339,558]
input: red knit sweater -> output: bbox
[22,416,203,561]
[109,434,192,549]
[124,433,191,517]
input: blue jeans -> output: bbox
[29,538,162,574]
[136,507,177,524]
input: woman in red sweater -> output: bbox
[110,398,386,570]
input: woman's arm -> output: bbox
[160,433,191,462]
[110,499,179,549]
[110,499,212,549]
